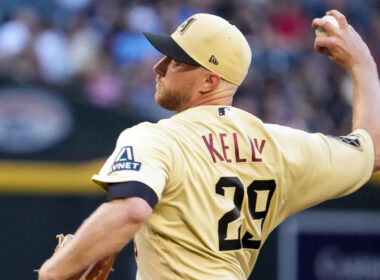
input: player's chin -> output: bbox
[154,90,163,105]
[155,93,177,111]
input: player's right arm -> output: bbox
[313,10,380,171]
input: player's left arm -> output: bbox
[38,196,152,280]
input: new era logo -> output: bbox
[209,55,218,65]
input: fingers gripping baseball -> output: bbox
[327,10,349,29]
[312,10,373,70]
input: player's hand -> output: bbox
[38,233,117,280]
[38,259,66,280]
[312,10,374,71]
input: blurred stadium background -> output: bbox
[0,0,379,279]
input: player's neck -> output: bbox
[178,90,233,113]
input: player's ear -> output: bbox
[199,71,221,94]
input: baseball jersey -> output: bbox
[92,105,374,280]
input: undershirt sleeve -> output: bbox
[107,181,159,209]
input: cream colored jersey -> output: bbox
[93,105,374,280]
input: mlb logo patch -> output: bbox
[218,106,232,116]
[109,146,141,174]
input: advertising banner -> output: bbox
[278,211,380,280]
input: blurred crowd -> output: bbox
[0,0,379,134]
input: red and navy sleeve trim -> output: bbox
[107,181,158,209]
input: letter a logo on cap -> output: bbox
[179,17,196,35]
[209,55,218,65]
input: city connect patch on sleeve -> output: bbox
[334,135,361,149]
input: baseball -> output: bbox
[315,15,339,37]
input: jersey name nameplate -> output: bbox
[202,132,266,163]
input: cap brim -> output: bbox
[143,32,200,66]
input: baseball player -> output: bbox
[39,10,380,280]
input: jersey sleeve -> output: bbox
[92,123,173,201]
[266,125,374,222]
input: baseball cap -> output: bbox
[143,13,252,85]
